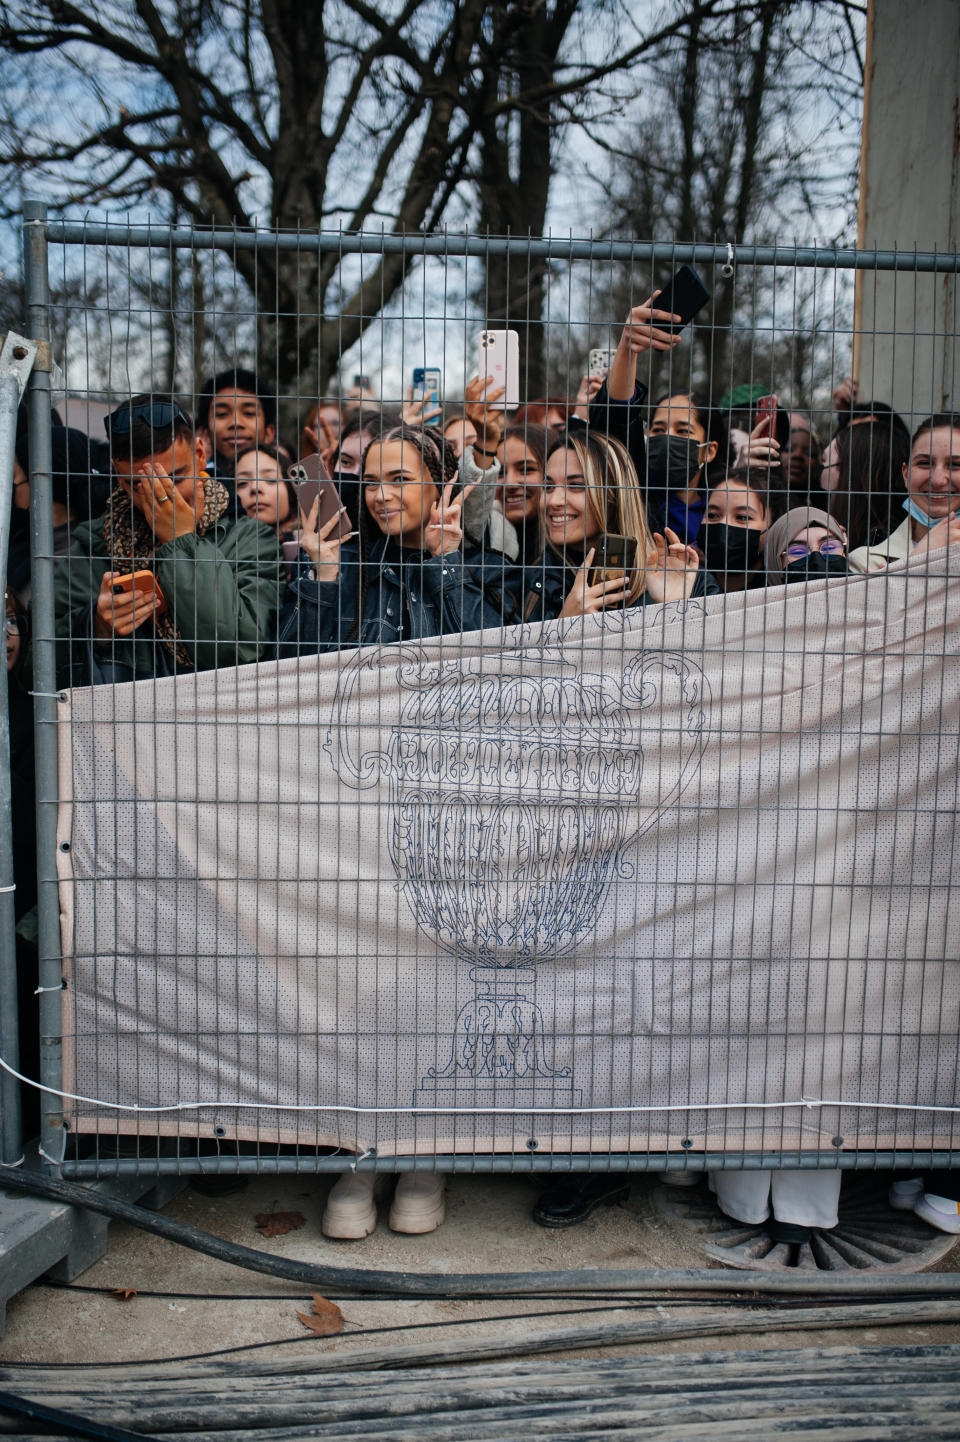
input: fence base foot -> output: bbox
[0,1145,184,1336]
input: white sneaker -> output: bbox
[321,1171,381,1239]
[388,1172,446,1234]
[888,1177,924,1211]
[914,1192,960,1234]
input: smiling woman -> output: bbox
[276,424,502,657]
[847,412,960,572]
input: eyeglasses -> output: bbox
[6,615,24,637]
[105,401,189,436]
[784,537,845,562]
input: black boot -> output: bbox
[533,1174,630,1228]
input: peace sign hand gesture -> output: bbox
[424,482,476,557]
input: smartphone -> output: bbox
[654,264,711,331]
[477,329,520,409]
[112,569,167,616]
[412,366,442,423]
[755,393,791,450]
[589,533,638,588]
[288,454,351,539]
[588,347,616,379]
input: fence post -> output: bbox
[0,336,36,1165]
[22,200,63,1170]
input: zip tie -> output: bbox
[34,982,64,994]
[38,1139,66,1167]
[0,883,14,893]
[0,1155,25,1167]
[350,1147,376,1171]
[28,690,65,700]
[721,242,735,278]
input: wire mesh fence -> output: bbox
[6,209,960,1191]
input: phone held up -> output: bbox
[654,264,711,331]
[754,393,792,450]
[589,532,639,589]
[288,453,352,540]
[477,329,520,410]
[588,347,616,379]
[412,366,442,423]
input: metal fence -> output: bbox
[3,203,959,1185]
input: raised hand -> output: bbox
[402,385,443,428]
[560,549,631,617]
[912,511,960,557]
[424,481,476,557]
[131,459,197,544]
[93,570,160,638]
[571,373,604,421]
[299,497,354,581]
[736,412,782,472]
[464,374,506,464]
[620,292,684,355]
[644,527,700,603]
[833,375,857,413]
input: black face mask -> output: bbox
[783,552,848,583]
[646,435,703,487]
[698,522,762,575]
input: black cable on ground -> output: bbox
[4,1164,960,1300]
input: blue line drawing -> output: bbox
[326,638,711,1111]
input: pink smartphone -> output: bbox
[477,329,520,409]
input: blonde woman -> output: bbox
[516,430,717,628]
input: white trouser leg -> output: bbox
[769,1169,842,1228]
[708,1169,772,1224]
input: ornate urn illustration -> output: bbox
[326,640,709,1110]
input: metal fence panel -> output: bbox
[9,210,960,1179]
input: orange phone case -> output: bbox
[112,569,167,617]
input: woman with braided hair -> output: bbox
[277,423,499,656]
[54,395,283,687]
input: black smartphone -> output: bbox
[655,264,711,331]
[590,532,639,587]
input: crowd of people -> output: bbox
[8,293,960,1248]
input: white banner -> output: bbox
[57,555,960,1158]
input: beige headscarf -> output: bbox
[763,506,846,576]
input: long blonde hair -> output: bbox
[545,431,652,603]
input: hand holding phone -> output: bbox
[288,455,352,540]
[652,265,711,332]
[111,569,167,615]
[477,330,520,409]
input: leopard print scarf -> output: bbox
[102,475,230,670]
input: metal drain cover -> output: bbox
[653,1176,959,1273]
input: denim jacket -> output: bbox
[276,535,501,656]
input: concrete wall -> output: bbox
[856,0,960,422]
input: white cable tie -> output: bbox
[0,883,14,893]
[38,1140,66,1166]
[34,982,64,994]
[28,690,64,700]
[349,1146,376,1172]
[0,1155,25,1168]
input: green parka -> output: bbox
[54,510,284,686]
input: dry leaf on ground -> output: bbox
[254,1210,306,1238]
[111,1287,138,1301]
[296,1293,343,1337]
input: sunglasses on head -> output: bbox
[105,401,189,436]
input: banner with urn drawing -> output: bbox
[57,552,960,1159]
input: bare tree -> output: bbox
[0,0,762,398]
